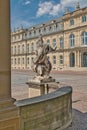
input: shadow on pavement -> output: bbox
[66,109,87,130]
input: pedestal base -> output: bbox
[26,79,59,98]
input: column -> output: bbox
[75,51,77,67]
[0,0,11,99]
[77,51,80,67]
[79,52,82,67]
[0,1,20,129]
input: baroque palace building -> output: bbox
[11,3,87,71]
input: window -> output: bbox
[49,26,52,31]
[27,44,29,53]
[53,38,56,47]
[31,57,34,63]
[82,32,87,45]
[60,37,64,49]
[47,40,50,45]
[56,23,58,29]
[82,52,87,67]
[70,19,74,26]
[27,57,29,64]
[18,34,20,39]
[44,27,46,32]
[82,16,86,22]
[53,55,56,64]
[38,29,41,34]
[15,58,16,65]
[22,58,24,64]
[70,34,75,47]
[70,53,75,67]
[60,55,63,64]
[31,43,34,52]
[22,44,24,53]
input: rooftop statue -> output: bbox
[32,35,57,81]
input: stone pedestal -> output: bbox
[26,80,59,98]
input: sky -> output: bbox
[10,0,87,31]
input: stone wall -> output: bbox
[15,86,72,130]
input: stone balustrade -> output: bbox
[15,86,72,130]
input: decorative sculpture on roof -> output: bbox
[32,34,57,81]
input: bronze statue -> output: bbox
[32,35,57,80]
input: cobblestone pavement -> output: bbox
[11,70,87,130]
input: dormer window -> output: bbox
[70,19,74,26]
[82,15,86,22]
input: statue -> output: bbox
[32,35,57,81]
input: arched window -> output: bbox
[82,16,86,22]
[70,34,75,47]
[60,37,64,49]
[69,53,75,67]
[82,32,87,45]
[53,38,56,47]
[82,52,87,67]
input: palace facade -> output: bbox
[11,3,87,71]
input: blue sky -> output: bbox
[10,0,87,31]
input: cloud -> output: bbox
[49,4,61,16]
[36,0,87,17]
[37,2,53,17]
[37,1,61,17]
[24,0,30,5]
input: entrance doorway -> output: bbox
[70,52,75,67]
[82,52,87,67]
